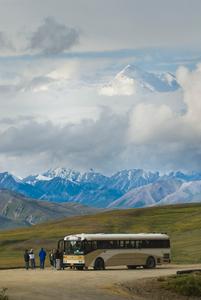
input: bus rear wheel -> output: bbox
[144,256,156,269]
[94,258,105,270]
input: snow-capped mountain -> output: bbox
[0,172,41,198]
[43,167,80,181]
[108,178,182,209]
[100,64,180,96]
[1,168,201,209]
[157,180,201,205]
[109,169,160,192]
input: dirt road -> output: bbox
[0,264,201,300]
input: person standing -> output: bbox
[39,248,46,269]
[24,249,29,270]
[29,249,36,269]
[52,249,57,268]
[49,250,54,268]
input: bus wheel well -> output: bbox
[94,257,105,270]
[144,256,156,269]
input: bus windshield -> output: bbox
[64,240,84,255]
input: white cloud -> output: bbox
[99,73,136,96]
[177,64,201,129]
[127,63,201,163]
[128,103,175,143]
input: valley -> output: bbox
[0,189,97,229]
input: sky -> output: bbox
[0,0,201,176]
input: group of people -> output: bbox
[24,248,47,270]
[24,248,62,270]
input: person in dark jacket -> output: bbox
[39,248,46,269]
[24,249,29,270]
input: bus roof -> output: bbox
[63,233,169,241]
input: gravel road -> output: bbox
[0,264,201,300]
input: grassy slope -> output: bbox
[0,203,201,267]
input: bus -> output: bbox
[57,233,171,270]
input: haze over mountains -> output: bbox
[1,168,201,210]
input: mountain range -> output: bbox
[1,168,201,210]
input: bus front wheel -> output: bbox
[144,256,156,269]
[94,258,105,270]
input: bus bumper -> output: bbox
[63,255,85,268]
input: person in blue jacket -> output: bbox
[39,248,46,269]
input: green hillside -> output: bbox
[0,203,201,267]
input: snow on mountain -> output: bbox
[1,168,201,209]
[43,167,80,181]
[0,172,41,198]
[23,174,51,185]
[99,64,180,96]
[157,180,201,205]
[110,169,160,193]
[167,171,201,182]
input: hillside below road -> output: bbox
[0,264,201,300]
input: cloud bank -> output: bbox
[28,17,80,55]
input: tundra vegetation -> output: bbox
[159,272,201,297]
[0,203,201,267]
[0,288,8,300]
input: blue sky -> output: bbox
[0,0,201,176]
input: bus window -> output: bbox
[125,240,132,248]
[135,240,142,249]
[119,240,124,248]
[130,240,136,248]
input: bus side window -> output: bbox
[142,240,150,248]
[136,240,142,249]
[109,240,118,248]
[125,240,132,248]
[119,240,124,248]
[130,240,136,248]
[92,241,97,249]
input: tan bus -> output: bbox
[57,233,170,270]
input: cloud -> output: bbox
[0,59,81,95]
[1,57,201,176]
[177,64,201,128]
[126,63,201,171]
[0,32,14,52]
[28,17,80,55]
[128,103,176,144]
[0,109,128,175]
[99,72,136,96]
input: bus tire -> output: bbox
[94,258,105,270]
[144,256,156,269]
[127,265,137,269]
